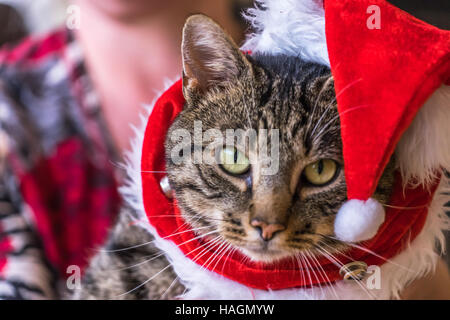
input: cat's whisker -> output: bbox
[141,214,239,224]
[200,240,232,272]
[293,254,306,288]
[175,230,220,249]
[299,253,315,293]
[188,236,225,266]
[220,245,239,275]
[380,203,428,210]
[141,170,168,173]
[301,250,325,298]
[211,242,235,273]
[117,263,173,298]
[179,237,223,270]
[98,225,215,253]
[305,249,341,300]
[196,239,227,271]
[318,233,416,273]
[315,246,378,300]
[344,242,416,273]
[113,252,167,272]
[160,275,181,299]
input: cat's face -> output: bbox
[165,15,394,263]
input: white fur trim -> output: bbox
[334,198,385,243]
[396,85,450,187]
[242,0,330,66]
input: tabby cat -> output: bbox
[72,15,394,299]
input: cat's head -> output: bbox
[164,15,394,263]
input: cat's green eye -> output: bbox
[304,159,338,186]
[220,147,250,175]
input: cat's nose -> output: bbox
[250,219,286,241]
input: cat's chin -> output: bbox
[239,246,294,264]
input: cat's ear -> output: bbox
[182,14,251,100]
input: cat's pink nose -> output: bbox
[250,219,286,241]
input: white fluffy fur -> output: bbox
[120,0,450,299]
[396,85,450,187]
[242,0,329,66]
[334,198,385,243]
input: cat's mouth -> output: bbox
[234,237,300,263]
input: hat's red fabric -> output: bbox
[141,81,439,290]
[324,0,450,200]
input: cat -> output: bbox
[71,14,398,300]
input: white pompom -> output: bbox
[334,198,385,243]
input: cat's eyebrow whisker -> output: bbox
[334,78,363,100]
[305,76,336,140]
[312,103,374,145]
[309,97,336,142]
[307,77,362,143]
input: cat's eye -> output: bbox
[303,159,338,186]
[219,147,250,175]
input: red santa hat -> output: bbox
[242,0,450,242]
[136,0,450,291]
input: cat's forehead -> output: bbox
[174,55,340,157]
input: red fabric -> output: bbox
[0,224,13,272]
[17,138,121,277]
[0,29,122,278]
[0,29,67,65]
[141,80,439,290]
[324,0,450,200]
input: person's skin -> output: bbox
[74,0,245,155]
[401,259,450,300]
[73,0,450,300]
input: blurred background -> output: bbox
[0,0,448,39]
[0,0,449,264]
